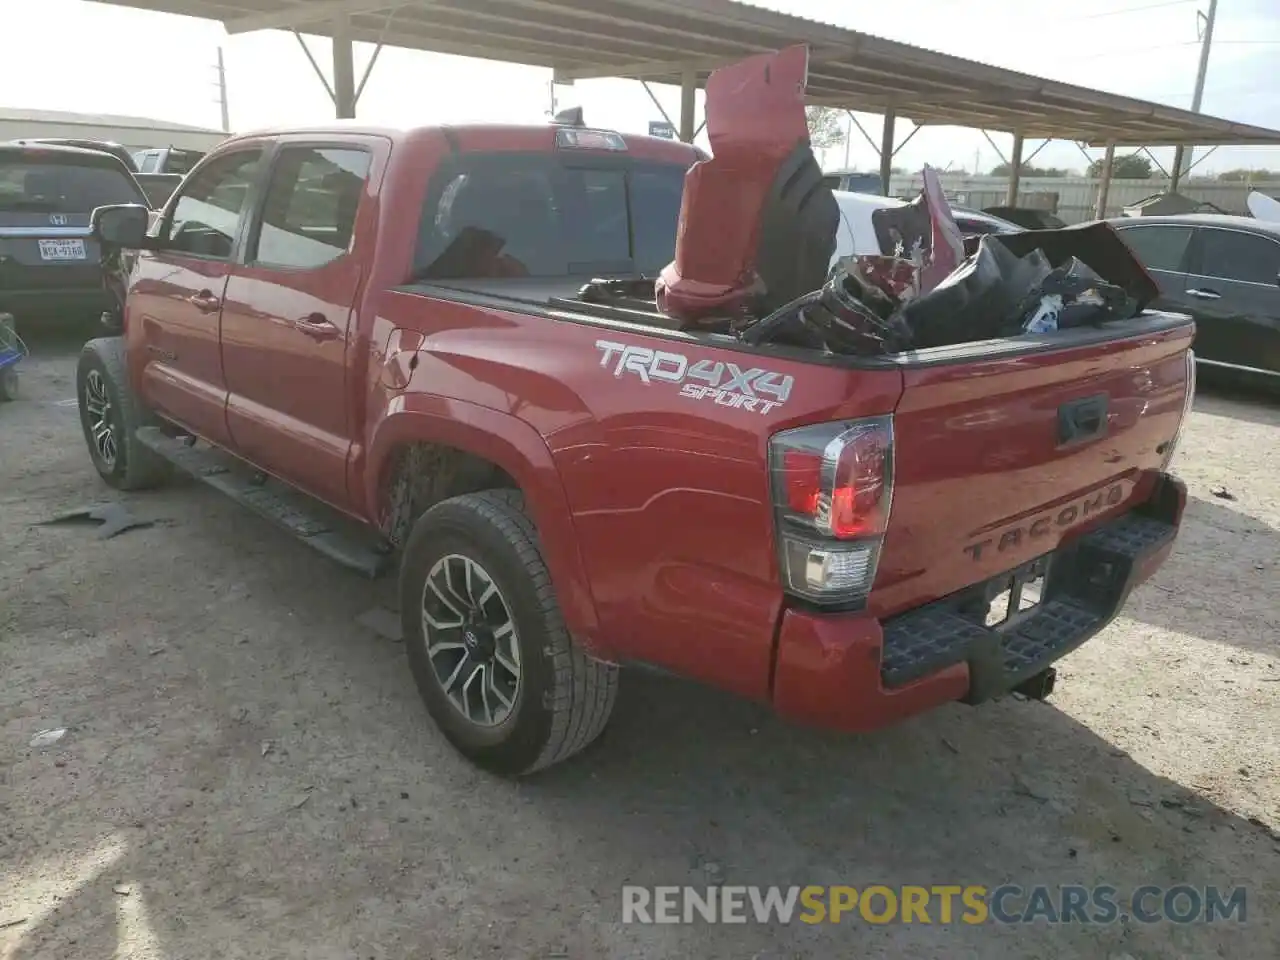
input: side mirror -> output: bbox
[91,204,153,249]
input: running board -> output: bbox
[135,426,392,579]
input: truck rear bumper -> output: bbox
[771,473,1186,732]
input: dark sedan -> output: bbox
[1110,213,1280,383]
[951,207,1024,237]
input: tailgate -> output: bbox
[871,312,1193,617]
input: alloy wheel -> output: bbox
[420,553,522,727]
[84,369,118,469]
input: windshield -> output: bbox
[0,156,145,213]
[413,155,689,280]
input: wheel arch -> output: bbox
[364,398,601,643]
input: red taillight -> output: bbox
[769,416,894,605]
[782,449,822,515]
[830,425,892,538]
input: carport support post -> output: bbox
[1094,141,1116,219]
[332,14,357,119]
[679,69,697,142]
[1005,132,1024,206]
[879,108,896,197]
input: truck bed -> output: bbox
[404,275,1194,371]
[395,275,1193,636]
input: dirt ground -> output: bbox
[1,334,1276,960]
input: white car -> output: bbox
[828,190,1022,277]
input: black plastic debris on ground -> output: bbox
[38,503,155,540]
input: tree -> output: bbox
[989,162,1068,178]
[1217,168,1277,181]
[805,106,846,150]
[1087,154,1153,179]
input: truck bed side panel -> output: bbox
[377,287,902,700]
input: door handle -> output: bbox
[294,314,341,341]
[187,290,221,313]
[1186,288,1222,300]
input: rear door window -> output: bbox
[249,145,371,269]
[0,154,144,213]
[1115,225,1192,273]
[413,154,689,280]
[1195,228,1280,285]
[165,150,261,259]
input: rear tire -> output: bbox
[0,367,16,401]
[399,489,618,776]
[77,337,170,490]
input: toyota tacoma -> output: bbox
[76,47,1193,775]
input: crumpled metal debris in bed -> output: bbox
[742,165,1155,356]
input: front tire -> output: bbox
[76,337,170,490]
[400,489,618,776]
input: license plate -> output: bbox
[38,239,87,261]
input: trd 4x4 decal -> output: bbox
[595,340,793,415]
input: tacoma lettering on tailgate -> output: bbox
[963,481,1131,561]
[595,339,793,415]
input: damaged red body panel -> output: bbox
[657,45,825,322]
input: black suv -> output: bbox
[12,137,140,173]
[0,142,147,324]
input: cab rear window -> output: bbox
[0,155,145,213]
[411,153,688,281]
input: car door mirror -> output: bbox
[91,204,154,250]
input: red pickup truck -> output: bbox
[77,52,1194,776]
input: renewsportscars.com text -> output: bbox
[621,884,1248,926]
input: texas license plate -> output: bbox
[38,239,87,261]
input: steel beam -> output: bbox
[1094,142,1115,220]
[679,69,697,142]
[294,32,336,102]
[555,56,726,83]
[641,81,676,131]
[1005,131,1024,206]
[879,109,896,196]
[333,15,357,118]
[225,0,396,35]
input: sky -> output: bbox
[1,0,1279,176]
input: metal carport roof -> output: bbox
[90,0,1280,149]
